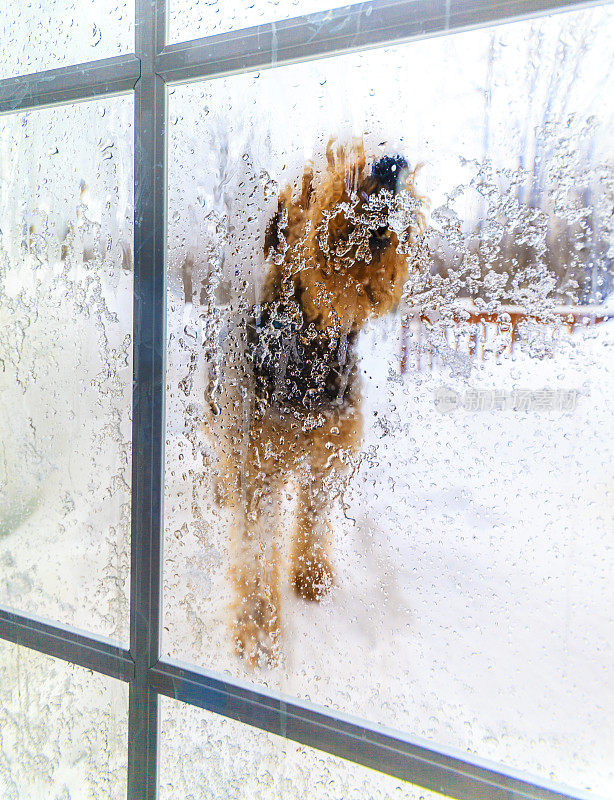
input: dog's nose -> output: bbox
[371,154,408,194]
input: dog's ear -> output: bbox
[299,165,314,210]
[264,203,282,258]
[264,171,314,259]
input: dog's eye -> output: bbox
[368,226,391,253]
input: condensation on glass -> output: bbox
[159,696,442,800]
[0,96,134,642]
[163,5,614,796]
[0,639,128,799]
[0,0,134,81]
[168,0,364,42]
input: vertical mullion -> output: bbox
[128,0,167,799]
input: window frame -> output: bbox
[0,1,607,798]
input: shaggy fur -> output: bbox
[209,138,426,666]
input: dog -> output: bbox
[208,138,427,666]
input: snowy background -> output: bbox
[0,97,133,796]
[163,6,614,799]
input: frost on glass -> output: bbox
[0,97,133,641]
[0,640,128,799]
[169,0,363,42]
[160,697,442,800]
[0,0,133,80]
[164,7,614,795]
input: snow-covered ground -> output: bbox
[163,310,614,798]
[161,8,614,794]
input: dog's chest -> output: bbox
[246,300,358,413]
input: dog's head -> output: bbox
[265,139,427,331]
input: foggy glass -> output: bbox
[0,639,128,799]
[0,0,134,80]
[165,4,611,795]
[0,96,133,642]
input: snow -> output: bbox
[161,8,614,792]
[163,314,614,797]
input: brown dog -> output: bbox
[208,139,426,666]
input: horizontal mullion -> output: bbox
[149,658,601,800]
[0,604,134,682]
[0,53,141,114]
[155,0,607,83]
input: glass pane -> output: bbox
[0,0,134,80]
[169,0,363,43]
[0,95,133,642]
[0,639,128,799]
[164,6,614,795]
[160,696,441,799]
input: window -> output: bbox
[1,1,612,799]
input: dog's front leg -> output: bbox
[291,465,333,602]
[230,429,283,667]
[291,404,362,601]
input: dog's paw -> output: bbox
[292,555,333,601]
[233,595,281,668]
[213,479,230,507]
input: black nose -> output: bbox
[371,154,408,194]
